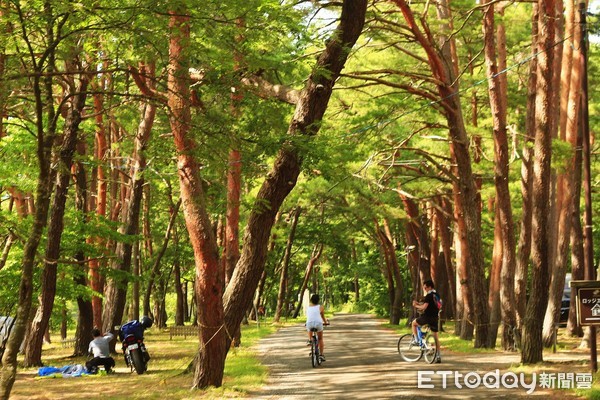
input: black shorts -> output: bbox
[416,316,439,332]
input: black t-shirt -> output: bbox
[421,292,438,318]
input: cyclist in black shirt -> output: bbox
[411,279,441,363]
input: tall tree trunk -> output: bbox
[60,301,67,340]
[163,8,226,388]
[143,199,181,317]
[90,76,108,329]
[482,2,517,350]
[143,184,154,260]
[174,257,185,326]
[274,207,301,322]
[429,203,441,298]
[377,234,397,323]
[401,196,431,283]
[250,269,268,321]
[522,0,556,364]
[488,202,502,348]
[293,244,324,318]
[543,2,582,346]
[172,219,185,326]
[224,18,245,287]
[23,74,88,367]
[393,0,489,347]
[0,19,59,395]
[515,6,539,331]
[72,139,94,356]
[405,210,421,304]
[222,0,367,368]
[131,240,140,321]
[102,64,156,340]
[567,98,585,338]
[225,148,241,286]
[376,221,403,324]
[435,196,456,319]
[544,0,564,334]
[454,205,471,339]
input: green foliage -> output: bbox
[0,0,599,385]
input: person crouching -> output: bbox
[86,328,116,374]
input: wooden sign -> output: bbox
[571,281,600,326]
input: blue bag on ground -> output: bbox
[38,364,86,378]
[38,366,62,376]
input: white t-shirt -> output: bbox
[88,332,114,358]
[306,305,323,324]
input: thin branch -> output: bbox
[128,65,168,104]
[239,75,300,105]
[340,72,442,108]
[344,68,443,86]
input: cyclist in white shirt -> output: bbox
[306,294,329,361]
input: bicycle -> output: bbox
[308,323,329,368]
[397,323,438,363]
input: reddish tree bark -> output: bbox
[225,148,241,285]
[224,18,245,287]
[482,1,517,350]
[24,74,89,366]
[515,6,539,330]
[102,63,157,341]
[375,220,404,324]
[392,0,489,346]
[487,202,502,348]
[161,8,226,388]
[90,77,107,329]
[522,0,557,364]
[543,1,582,346]
[223,0,367,358]
[6,188,28,218]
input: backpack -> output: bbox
[119,320,144,341]
[433,292,443,311]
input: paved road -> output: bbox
[248,313,586,399]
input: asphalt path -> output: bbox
[248,313,586,400]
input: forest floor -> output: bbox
[8,323,276,400]
[6,314,595,399]
[247,313,593,400]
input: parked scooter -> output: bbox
[118,316,153,374]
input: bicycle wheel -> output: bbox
[398,333,423,362]
[423,334,437,364]
[316,343,322,366]
[311,337,319,368]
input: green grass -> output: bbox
[576,370,600,399]
[9,321,279,400]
